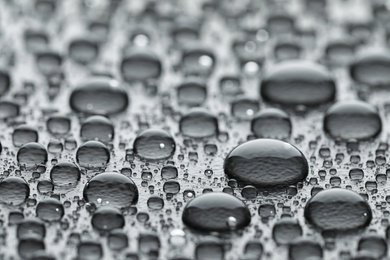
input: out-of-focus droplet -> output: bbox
[0,177,30,205]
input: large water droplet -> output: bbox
[177,79,207,106]
[17,142,48,169]
[133,129,175,161]
[323,100,382,141]
[83,172,138,208]
[69,38,99,64]
[12,125,38,147]
[304,188,372,231]
[70,77,129,115]
[260,60,336,106]
[121,49,162,82]
[179,108,218,138]
[0,177,30,205]
[272,218,302,244]
[17,218,45,240]
[36,198,64,221]
[224,139,308,188]
[182,192,251,232]
[288,238,323,260]
[0,70,10,96]
[251,108,291,139]
[76,141,110,169]
[80,115,114,143]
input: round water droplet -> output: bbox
[224,139,308,188]
[76,141,110,169]
[179,108,218,138]
[350,49,390,87]
[260,60,336,106]
[147,196,164,210]
[108,230,128,250]
[272,218,302,244]
[24,30,49,53]
[12,125,38,147]
[182,192,251,232]
[219,76,242,96]
[80,115,114,143]
[17,218,45,239]
[36,198,64,221]
[91,206,125,231]
[274,41,301,60]
[78,241,103,260]
[70,77,129,115]
[18,237,45,259]
[267,13,295,35]
[195,238,224,260]
[83,172,138,208]
[69,38,99,64]
[357,234,387,259]
[251,108,291,139]
[35,51,62,76]
[133,129,175,161]
[46,114,71,135]
[304,188,372,231]
[121,49,162,82]
[0,177,30,205]
[323,100,382,141]
[50,162,80,187]
[324,40,355,66]
[17,142,48,169]
[0,101,19,119]
[349,168,364,181]
[182,47,215,76]
[171,18,200,44]
[231,98,259,119]
[161,165,178,179]
[288,238,323,260]
[177,79,207,106]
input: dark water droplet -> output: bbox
[133,129,175,161]
[304,188,372,231]
[138,233,160,254]
[260,60,336,106]
[177,79,207,106]
[274,41,301,60]
[70,77,129,115]
[37,180,53,194]
[29,251,55,260]
[219,76,242,96]
[83,172,138,208]
[36,51,62,76]
[0,177,30,205]
[241,185,257,200]
[147,196,164,210]
[323,100,382,141]
[182,47,215,76]
[17,142,48,169]
[325,40,355,66]
[272,218,302,244]
[108,230,128,250]
[161,165,178,179]
[0,70,10,96]
[357,234,387,259]
[267,13,295,35]
[182,192,251,232]
[195,238,224,260]
[163,180,180,194]
[179,108,218,138]
[17,218,45,239]
[251,108,291,139]
[47,114,71,135]
[231,97,259,119]
[69,38,99,64]
[50,162,80,187]
[0,100,20,119]
[35,0,56,17]
[224,139,308,188]
[36,198,64,221]
[350,49,390,87]
[171,18,200,45]
[244,240,263,259]
[76,141,110,169]
[121,49,162,82]
[80,115,114,143]
[288,238,323,260]
[9,211,24,225]
[18,237,45,259]
[78,241,103,260]
[13,125,38,147]
[91,206,125,231]
[349,168,364,181]
[24,30,49,53]
[47,139,63,154]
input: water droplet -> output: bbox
[274,41,301,60]
[36,51,62,76]
[224,139,308,188]
[177,79,207,106]
[219,76,242,96]
[108,230,128,250]
[133,129,175,161]
[182,192,251,232]
[80,115,114,143]
[50,162,81,187]
[0,101,20,119]
[182,47,215,76]
[83,172,138,208]
[163,180,180,194]
[324,100,382,141]
[267,13,295,35]
[77,241,103,260]
[13,125,38,147]
[161,165,178,179]
[357,234,387,259]
[91,206,125,231]
[36,198,64,221]
[179,108,218,138]
[349,168,364,181]
[251,108,291,139]
[231,98,259,119]
[18,237,45,259]
[324,40,355,66]
[261,60,336,106]
[17,218,45,239]
[350,49,390,87]
[69,38,99,64]
[169,229,186,247]
[17,142,48,169]
[0,70,10,96]
[288,238,323,260]
[195,238,224,260]
[70,77,129,115]
[272,218,302,244]
[24,30,49,53]
[121,49,162,82]
[147,196,164,210]
[304,188,372,231]
[0,177,30,205]
[76,141,110,169]
[46,114,71,135]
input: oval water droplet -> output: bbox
[80,115,114,143]
[76,141,110,169]
[91,206,125,231]
[121,49,162,82]
[17,142,48,169]
[0,177,30,205]
[224,139,308,188]
[50,162,81,187]
[36,198,64,221]
[251,108,291,139]
[69,38,99,64]
[12,125,38,147]
[179,108,218,138]
[133,129,175,161]
[177,79,207,106]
